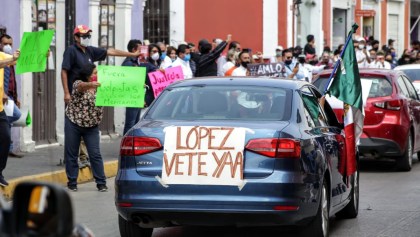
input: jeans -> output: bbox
[64,116,106,186]
[0,111,11,179]
[123,107,142,135]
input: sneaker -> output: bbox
[97,184,108,192]
[0,178,9,187]
[68,185,78,192]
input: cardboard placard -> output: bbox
[247,63,285,77]
[162,126,246,187]
[148,66,184,98]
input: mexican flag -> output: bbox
[327,25,364,177]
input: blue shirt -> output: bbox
[61,44,107,92]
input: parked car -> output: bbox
[395,64,420,94]
[116,77,359,237]
[313,69,420,171]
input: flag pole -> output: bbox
[323,23,359,95]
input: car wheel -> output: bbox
[118,215,153,237]
[335,166,359,219]
[302,179,329,237]
[396,132,413,171]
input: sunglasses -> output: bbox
[285,56,293,59]
[78,34,91,39]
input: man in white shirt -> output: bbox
[171,44,193,79]
[354,37,371,68]
[232,51,251,76]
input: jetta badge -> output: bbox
[137,161,153,165]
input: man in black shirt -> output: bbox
[61,25,140,170]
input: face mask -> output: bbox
[91,74,97,82]
[80,37,91,47]
[171,58,176,62]
[160,52,166,60]
[391,52,396,58]
[2,44,12,55]
[358,44,365,50]
[241,61,250,68]
[298,58,305,64]
[183,54,191,62]
[366,45,372,51]
[309,60,318,65]
[151,52,160,61]
[285,60,292,65]
[276,52,282,57]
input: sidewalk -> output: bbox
[1,136,122,199]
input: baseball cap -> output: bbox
[276,45,284,51]
[73,25,92,35]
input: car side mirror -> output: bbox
[11,182,74,237]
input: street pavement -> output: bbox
[0,136,121,198]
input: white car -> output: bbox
[395,64,420,94]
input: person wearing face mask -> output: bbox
[61,25,141,169]
[0,34,24,158]
[397,49,412,66]
[354,37,371,68]
[222,49,239,76]
[270,46,283,63]
[0,40,20,187]
[369,51,391,69]
[385,53,397,69]
[282,49,305,80]
[196,34,231,77]
[171,44,193,79]
[232,51,251,76]
[158,42,173,69]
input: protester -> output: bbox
[232,51,251,76]
[64,64,107,192]
[397,49,412,66]
[228,41,241,52]
[354,37,371,68]
[385,53,397,69]
[301,54,325,82]
[188,42,196,53]
[369,51,391,69]
[195,34,231,77]
[293,46,303,58]
[222,49,238,76]
[0,34,23,158]
[316,51,333,69]
[167,46,177,62]
[187,44,197,76]
[371,40,380,52]
[0,48,19,186]
[61,25,141,168]
[172,44,193,79]
[282,49,305,80]
[304,35,316,56]
[367,49,377,67]
[161,45,176,69]
[252,52,264,64]
[333,44,344,63]
[214,39,227,76]
[270,46,283,63]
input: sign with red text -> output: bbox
[148,66,184,98]
[162,126,246,186]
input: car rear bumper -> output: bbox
[359,137,403,158]
[115,170,321,227]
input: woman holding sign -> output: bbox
[64,64,107,192]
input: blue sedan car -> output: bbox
[116,77,359,237]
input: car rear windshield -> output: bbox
[145,85,292,121]
[314,77,392,98]
[401,69,419,82]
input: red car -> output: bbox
[313,69,420,171]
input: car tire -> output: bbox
[118,215,153,237]
[335,166,359,219]
[396,132,413,172]
[302,179,329,237]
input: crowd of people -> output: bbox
[1,24,420,192]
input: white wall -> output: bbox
[263,0,278,57]
[169,0,185,46]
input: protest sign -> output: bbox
[16,30,54,74]
[247,63,285,77]
[149,66,184,98]
[95,65,146,107]
[161,126,246,187]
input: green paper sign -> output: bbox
[16,30,54,74]
[95,65,146,107]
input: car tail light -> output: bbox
[117,202,133,207]
[374,99,402,110]
[273,205,299,211]
[120,136,162,156]
[245,138,301,159]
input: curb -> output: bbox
[0,160,119,200]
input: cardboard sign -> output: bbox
[95,65,146,107]
[247,63,285,77]
[148,66,184,98]
[16,30,54,74]
[162,126,246,186]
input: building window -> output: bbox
[143,0,169,44]
[99,0,115,65]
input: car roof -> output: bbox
[394,64,420,70]
[167,77,312,90]
[317,68,402,79]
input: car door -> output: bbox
[402,75,420,152]
[300,86,343,207]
